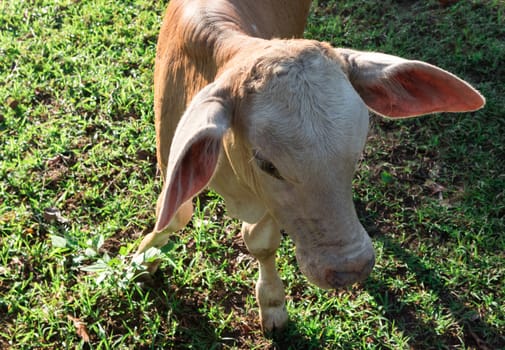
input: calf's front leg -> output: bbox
[134,199,193,273]
[242,214,287,332]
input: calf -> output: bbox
[134,0,485,331]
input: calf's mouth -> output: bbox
[284,226,375,289]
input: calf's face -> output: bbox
[237,48,375,288]
[152,40,484,291]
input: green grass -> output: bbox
[1,0,504,348]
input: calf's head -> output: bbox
[154,41,484,289]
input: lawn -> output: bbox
[1,0,504,349]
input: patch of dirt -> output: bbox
[44,152,77,189]
[99,228,147,256]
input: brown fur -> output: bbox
[154,0,312,177]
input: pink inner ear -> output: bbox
[359,65,485,118]
[155,137,221,231]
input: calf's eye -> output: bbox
[252,150,283,180]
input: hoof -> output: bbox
[132,269,156,288]
[260,304,288,333]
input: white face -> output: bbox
[241,47,375,288]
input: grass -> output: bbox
[1,0,504,348]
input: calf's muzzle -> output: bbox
[294,231,375,289]
[324,254,375,288]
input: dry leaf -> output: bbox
[43,207,69,224]
[67,315,90,342]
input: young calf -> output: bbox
[134,0,485,331]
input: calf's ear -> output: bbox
[154,80,233,232]
[334,48,485,118]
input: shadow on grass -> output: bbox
[142,270,327,349]
[268,323,323,350]
[136,269,232,350]
[364,234,505,349]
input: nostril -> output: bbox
[325,256,375,289]
[325,271,360,288]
